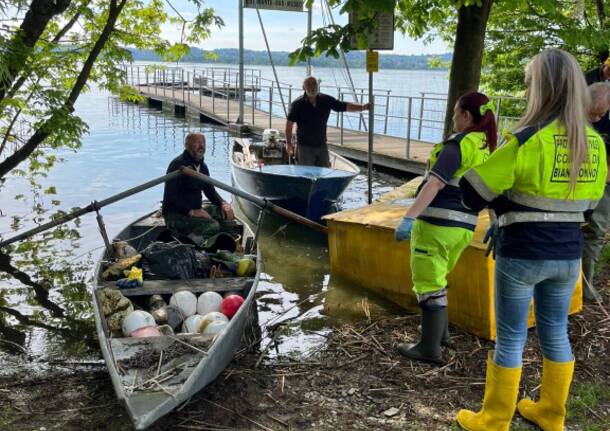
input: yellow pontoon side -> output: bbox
[324,183,582,340]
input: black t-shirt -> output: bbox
[162,150,224,216]
[430,141,461,183]
[287,93,348,147]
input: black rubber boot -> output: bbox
[398,307,446,365]
[417,321,452,348]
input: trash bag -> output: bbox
[194,250,212,277]
[141,242,199,280]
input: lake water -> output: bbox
[0,86,410,370]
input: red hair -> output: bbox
[457,92,497,152]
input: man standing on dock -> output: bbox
[162,132,235,248]
[285,76,370,167]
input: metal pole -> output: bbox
[336,88,341,127]
[252,84,256,125]
[368,70,374,205]
[253,0,288,117]
[199,73,202,109]
[306,4,312,76]
[238,0,244,123]
[212,75,216,113]
[418,93,424,140]
[187,71,190,104]
[226,82,230,120]
[324,0,366,131]
[384,90,390,134]
[0,171,182,249]
[406,97,412,158]
[181,168,328,234]
[269,83,273,128]
[172,69,175,99]
[340,93,344,146]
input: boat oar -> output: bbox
[0,171,182,249]
[180,167,328,234]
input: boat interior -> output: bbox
[232,138,357,173]
[94,211,258,404]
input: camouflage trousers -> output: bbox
[164,205,237,248]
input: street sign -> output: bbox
[366,51,379,73]
[349,11,395,50]
[243,0,305,12]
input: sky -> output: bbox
[164,0,449,55]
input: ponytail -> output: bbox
[457,92,498,152]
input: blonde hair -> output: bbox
[518,49,590,191]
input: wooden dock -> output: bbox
[137,84,430,174]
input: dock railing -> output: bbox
[126,64,524,159]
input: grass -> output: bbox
[567,383,610,431]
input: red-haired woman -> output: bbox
[394,92,497,364]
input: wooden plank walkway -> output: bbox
[137,85,430,174]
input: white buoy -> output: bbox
[122,310,156,337]
[169,290,197,317]
[199,311,229,334]
[202,319,228,336]
[182,314,205,333]
[197,291,223,315]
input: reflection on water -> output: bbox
[0,91,409,369]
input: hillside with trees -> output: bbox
[130,47,451,70]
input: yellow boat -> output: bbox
[324,179,582,340]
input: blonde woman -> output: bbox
[456,49,607,431]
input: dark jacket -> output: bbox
[585,65,606,85]
[162,150,224,216]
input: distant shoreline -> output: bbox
[129,47,451,71]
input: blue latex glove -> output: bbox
[395,216,416,241]
[483,222,498,258]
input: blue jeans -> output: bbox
[493,257,580,368]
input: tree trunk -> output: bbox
[442,0,493,138]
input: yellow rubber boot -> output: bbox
[517,358,575,431]
[456,352,522,431]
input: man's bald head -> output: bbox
[185,132,206,161]
[588,82,610,123]
[303,76,319,98]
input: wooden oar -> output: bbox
[180,167,328,234]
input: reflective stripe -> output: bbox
[498,211,584,227]
[447,177,460,187]
[416,288,448,307]
[463,169,498,202]
[420,207,478,225]
[505,190,595,212]
[425,171,460,187]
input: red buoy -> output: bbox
[220,295,244,319]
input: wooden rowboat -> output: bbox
[91,210,260,430]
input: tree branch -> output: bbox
[5,9,83,103]
[0,250,65,317]
[0,0,72,103]
[0,0,128,179]
[0,305,69,335]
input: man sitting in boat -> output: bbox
[285,76,370,167]
[162,132,235,248]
